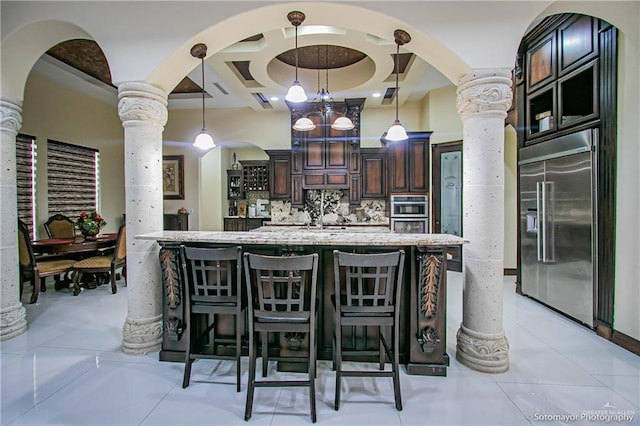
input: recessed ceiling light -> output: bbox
[270,96,279,102]
[372,92,381,98]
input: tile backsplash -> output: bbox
[270,189,388,225]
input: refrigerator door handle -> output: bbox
[543,181,555,263]
[536,181,543,261]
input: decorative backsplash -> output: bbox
[270,189,388,225]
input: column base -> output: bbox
[122,314,163,355]
[1,303,27,341]
[456,323,509,373]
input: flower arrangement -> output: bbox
[76,211,107,236]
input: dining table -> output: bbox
[31,233,118,291]
[31,233,118,256]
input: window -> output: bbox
[16,134,37,238]
[47,140,100,219]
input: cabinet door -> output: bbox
[224,218,245,231]
[292,175,304,207]
[361,149,387,198]
[409,137,429,193]
[388,140,408,193]
[304,139,325,169]
[326,139,348,168]
[268,150,292,199]
[349,174,361,206]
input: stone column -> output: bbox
[0,97,27,340]
[455,69,511,373]
[117,82,167,354]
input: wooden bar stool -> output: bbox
[180,245,244,391]
[243,252,319,423]
[332,249,405,411]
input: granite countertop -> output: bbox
[136,230,467,247]
[262,221,389,227]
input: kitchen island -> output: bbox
[137,228,466,375]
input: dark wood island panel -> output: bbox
[137,230,466,376]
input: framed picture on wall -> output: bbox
[162,155,184,200]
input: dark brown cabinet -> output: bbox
[387,131,432,194]
[288,99,364,193]
[520,14,601,142]
[224,217,246,231]
[267,150,292,200]
[224,217,266,231]
[227,169,243,199]
[361,148,387,199]
[163,213,189,230]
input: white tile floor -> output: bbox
[2,273,638,425]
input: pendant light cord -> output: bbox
[294,25,299,81]
[201,56,206,131]
[395,42,400,122]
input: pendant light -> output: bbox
[191,43,215,150]
[328,44,355,131]
[385,29,411,142]
[293,42,318,132]
[285,11,307,103]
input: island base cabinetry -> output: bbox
[157,242,451,376]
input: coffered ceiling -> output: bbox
[34,24,452,113]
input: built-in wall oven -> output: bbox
[390,195,429,233]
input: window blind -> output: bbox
[16,134,36,235]
[47,140,99,219]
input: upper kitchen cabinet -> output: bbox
[361,148,387,199]
[517,14,610,143]
[266,150,292,200]
[386,131,432,194]
[288,99,364,190]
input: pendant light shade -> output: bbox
[293,117,316,131]
[386,120,408,141]
[286,83,307,103]
[331,116,355,131]
[285,11,307,103]
[385,30,411,142]
[191,43,216,150]
[194,131,215,150]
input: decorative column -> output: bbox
[117,82,168,354]
[455,69,511,373]
[0,97,27,340]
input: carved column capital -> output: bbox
[117,82,168,129]
[456,68,512,121]
[0,97,23,135]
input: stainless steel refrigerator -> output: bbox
[518,129,597,327]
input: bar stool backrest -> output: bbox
[334,250,405,316]
[243,252,318,322]
[182,245,242,306]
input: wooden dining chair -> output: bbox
[43,214,76,238]
[332,249,405,411]
[17,220,77,304]
[71,224,126,296]
[243,252,319,423]
[180,245,244,391]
